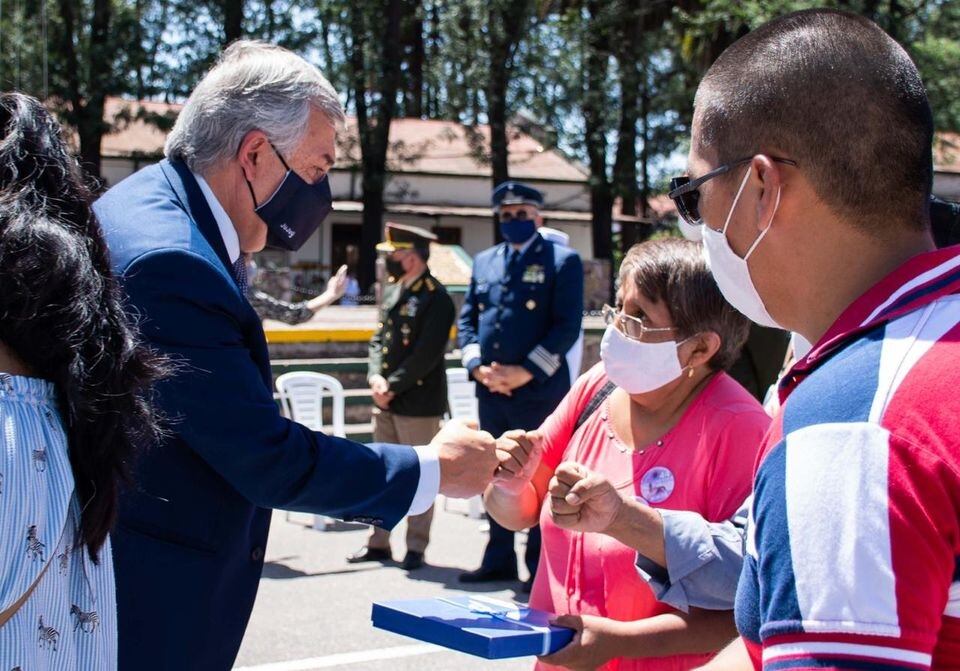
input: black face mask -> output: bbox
[385,256,406,280]
[245,142,333,251]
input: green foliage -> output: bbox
[5,0,960,189]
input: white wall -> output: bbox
[100,158,596,264]
[341,172,591,211]
[934,173,960,200]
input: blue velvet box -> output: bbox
[372,595,575,659]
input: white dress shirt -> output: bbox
[190,171,439,516]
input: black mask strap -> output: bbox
[243,141,293,210]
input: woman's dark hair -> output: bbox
[0,93,169,561]
[619,238,750,371]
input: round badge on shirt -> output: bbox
[640,466,675,504]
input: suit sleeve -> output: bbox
[387,293,455,395]
[521,251,584,383]
[457,273,482,373]
[122,248,420,529]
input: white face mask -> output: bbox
[701,168,782,329]
[791,332,813,360]
[677,218,703,242]
[600,325,692,394]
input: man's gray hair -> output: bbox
[165,40,345,174]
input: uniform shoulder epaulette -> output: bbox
[411,279,423,292]
[425,278,436,291]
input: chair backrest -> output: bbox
[275,371,346,438]
[445,367,478,422]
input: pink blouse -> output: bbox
[529,364,770,671]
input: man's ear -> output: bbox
[237,130,270,182]
[752,154,786,235]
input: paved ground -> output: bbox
[233,502,536,671]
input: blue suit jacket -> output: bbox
[94,160,421,670]
[457,234,583,406]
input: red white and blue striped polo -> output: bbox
[736,246,960,670]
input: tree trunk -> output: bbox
[56,0,111,183]
[613,0,640,221]
[354,0,410,292]
[223,0,244,45]
[407,9,425,118]
[486,0,531,243]
[583,0,613,266]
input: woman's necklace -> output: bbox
[603,374,714,454]
[601,401,666,454]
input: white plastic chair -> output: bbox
[275,371,346,530]
[276,371,346,437]
[445,367,479,423]
[442,368,483,519]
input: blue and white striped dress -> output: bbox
[0,375,117,670]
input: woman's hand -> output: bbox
[538,614,623,671]
[325,264,349,300]
[548,462,625,534]
[491,430,542,494]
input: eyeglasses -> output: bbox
[499,209,532,222]
[602,304,677,341]
[668,156,797,227]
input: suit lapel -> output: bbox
[161,160,273,387]
[160,160,233,275]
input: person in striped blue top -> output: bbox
[0,93,168,670]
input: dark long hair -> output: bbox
[0,93,169,561]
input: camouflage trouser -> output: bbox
[366,409,442,554]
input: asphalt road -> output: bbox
[233,502,537,671]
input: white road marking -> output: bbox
[233,643,445,670]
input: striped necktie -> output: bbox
[233,256,248,295]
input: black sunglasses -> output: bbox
[668,156,797,226]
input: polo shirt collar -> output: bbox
[780,245,960,401]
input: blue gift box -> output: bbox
[372,595,575,659]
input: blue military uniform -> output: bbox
[457,181,583,581]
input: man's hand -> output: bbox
[485,362,533,395]
[492,430,543,494]
[369,375,395,410]
[548,462,625,534]
[538,614,623,671]
[430,418,499,498]
[472,364,495,388]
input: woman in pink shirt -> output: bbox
[485,239,770,671]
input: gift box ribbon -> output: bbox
[437,595,557,656]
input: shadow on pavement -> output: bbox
[404,564,530,603]
[261,560,385,580]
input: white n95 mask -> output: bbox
[600,325,690,394]
[701,168,782,329]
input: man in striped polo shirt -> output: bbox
[668,9,960,671]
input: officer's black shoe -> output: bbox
[520,577,533,594]
[458,566,519,583]
[346,547,392,564]
[401,551,425,571]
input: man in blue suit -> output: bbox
[457,181,584,590]
[93,41,499,670]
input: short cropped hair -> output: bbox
[165,40,345,174]
[619,238,750,371]
[694,9,933,232]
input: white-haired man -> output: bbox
[94,41,498,670]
